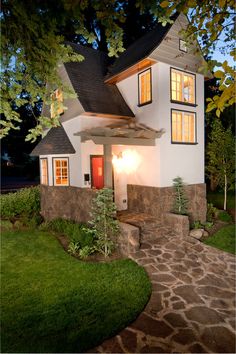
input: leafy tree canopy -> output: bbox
[1,0,235,141]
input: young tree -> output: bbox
[206,119,235,210]
[172,176,189,215]
[89,188,119,257]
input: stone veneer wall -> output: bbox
[40,185,96,223]
[127,183,207,223]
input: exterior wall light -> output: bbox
[112,149,141,174]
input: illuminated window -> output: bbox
[53,158,69,186]
[172,110,196,143]
[40,158,48,185]
[179,39,188,53]
[51,89,64,118]
[171,68,195,104]
[138,68,152,105]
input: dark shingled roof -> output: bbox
[64,43,135,117]
[107,12,179,78]
[31,125,75,156]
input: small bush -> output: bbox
[206,203,218,222]
[0,187,40,221]
[191,220,203,229]
[46,218,94,248]
[68,241,80,255]
[79,246,95,259]
[218,210,232,222]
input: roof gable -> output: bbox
[64,43,134,118]
[31,125,75,156]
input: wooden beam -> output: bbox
[81,135,156,146]
[83,112,132,120]
[103,144,113,188]
[105,58,157,84]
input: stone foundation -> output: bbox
[117,222,140,256]
[40,185,96,223]
[127,183,207,223]
[162,213,190,238]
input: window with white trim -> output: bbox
[171,110,196,144]
[40,158,48,185]
[53,158,69,186]
[51,88,64,118]
[138,68,152,105]
[171,68,195,104]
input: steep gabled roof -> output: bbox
[107,12,179,79]
[64,43,135,118]
[31,125,75,156]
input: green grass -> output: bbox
[1,229,151,353]
[207,190,235,210]
[203,225,236,254]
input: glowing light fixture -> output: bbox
[112,149,141,174]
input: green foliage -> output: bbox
[44,218,94,248]
[218,210,233,223]
[192,220,203,229]
[206,119,235,210]
[206,203,218,222]
[1,229,151,352]
[68,241,80,255]
[172,176,188,215]
[203,224,235,254]
[79,245,95,259]
[89,188,119,257]
[0,187,40,220]
[203,221,214,229]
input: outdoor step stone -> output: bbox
[185,306,224,324]
[117,329,137,352]
[172,328,197,345]
[201,326,236,353]
[197,285,235,298]
[173,285,204,304]
[131,313,173,338]
[164,313,188,328]
[151,273,177,283]
[188,342,208,353]
[172,301,186,310]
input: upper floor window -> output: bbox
[171,110,196,144]
[53,158,69,186]
[138,68,152,106]
[51,89,64,118]
[179,39,188,53]
[171,68,195,105]
[40,158,48,185]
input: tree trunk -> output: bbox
[224,173,227,211]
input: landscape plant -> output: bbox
[206,119,235,210]
[89,188,119,257]
[172,176,188,215]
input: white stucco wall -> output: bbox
[117,61,205,188]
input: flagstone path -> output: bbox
[94,213,236,353]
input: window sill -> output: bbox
[171,142,198,145]
[171,100,197,107]
[137,100,152,107]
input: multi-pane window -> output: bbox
[40,158,48,185]
[179,39,188,53]
[51,89,64,118]
[53,158,69,186]
[138,68,152,105]
[171,69,195,104]
[171,110,196,143]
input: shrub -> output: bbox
[79,246,95,259]
[89,188,119,257]
[192,220,203,229]
[218,210,232,222]
[0,187,40,221]
[68,241,80,255]
[206,203,218,222]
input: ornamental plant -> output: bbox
[172,176,188,215]
[89,188,119,257]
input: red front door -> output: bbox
[91,156,104,189]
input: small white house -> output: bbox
[32,12,207,223]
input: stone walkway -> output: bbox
[94,213,236,353]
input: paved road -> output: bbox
[95,227,236,353]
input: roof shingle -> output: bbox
[30,125,75,156]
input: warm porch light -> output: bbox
[112,149,141,174]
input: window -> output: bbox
[171,68,195,105]
[138,68,152,105]
[51,89,64,118]
[179,39,188,53]
[40,158,48,185]
[171,110,196,144]
[53,158,69,186]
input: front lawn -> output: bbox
[203,225,235,255]
[1,229,151,353]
